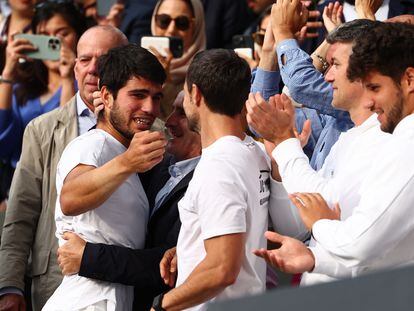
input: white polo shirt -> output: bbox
[44,129,149,311]
[176,135,270,311]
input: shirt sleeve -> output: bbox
[276,39,337,117]
[268,177,309,241]
[196,159,247,240]
[272,138,339,206]
[251,68,281,100]
[310,141,414,277]
[56,135,103,191]
[0,98,23,160]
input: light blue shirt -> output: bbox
[250,39,353,170]
[76,92,96,135]
[151,156,200,218]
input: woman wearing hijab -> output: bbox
[150,0,206,118]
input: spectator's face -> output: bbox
[325,42,364,111]
[247,0,274,14]
[165,91,201,161]
[154,0,195,50]
[37,13,78,71]
[362,72,405,133]
[183,82,200,133]
[74,29,122,107]
[9,0,35,13]
[105,77,163,139]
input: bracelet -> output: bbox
[314,54,329,72]
[0,75,13,84]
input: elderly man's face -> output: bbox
[165,91,201,161]
[75,29,122,108]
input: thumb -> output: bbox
[62,231,74,240]
[299,119,312,147]
[264,230,285,244]
[333,202,341,219]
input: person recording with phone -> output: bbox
[0,1,86,207]
[149,0,206,119]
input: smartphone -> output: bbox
[141,36,184,58]
[97,0,117,17]
[14,34,61,61]
[234,47,253,59]
[232,34,254,50]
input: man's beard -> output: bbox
[109,102,134,140]
[382,91,404,134]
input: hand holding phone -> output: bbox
[14,34,61,61]
[141,36,184,59]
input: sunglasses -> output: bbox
[155,14,193,31]
[252,32,265,46]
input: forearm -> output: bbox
[311,40,330,73]
[269,178,309,240]
[272,139,336,202]
[80,243,167,288]
[276,40,335,117]
[60,77,76,107]
[60,154,132,216]
[0,125,43,289]
[162,260,235,310]
[0,79,14,110]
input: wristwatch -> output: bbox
[152,292,166,311]
[0,75,13,84]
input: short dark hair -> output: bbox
[326,19,381,44]
[186,49,251,116]
[98,44,166,98]
[347,22,414,83]
[32,1,87,39]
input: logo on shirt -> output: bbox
[259,170,270,205]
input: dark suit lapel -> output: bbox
[150,169,194,219]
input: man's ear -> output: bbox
[191,84,202,107]
[101,86,115,109]
[404,67,414,93]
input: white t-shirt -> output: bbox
[43,129,149,311]
[176,135,270,311]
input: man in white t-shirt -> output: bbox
[43,44,167,311]
[152,50,271,311]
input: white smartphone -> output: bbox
[234,48,253,60]
[14,34,61,61]
[141,36,183,58]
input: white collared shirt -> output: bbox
[76,92,96,135]
[271,114,391,285]
[310,114,414,280]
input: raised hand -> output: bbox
[246,92,296,145]
[120,130,166,173]
[253,231,315,274]
[355,0,383,20]
[59,40,76,79]
[97,3,125,28]
[3,34,37,80]
[271,0,309,45]
[323,1,343,33]
[289,192,341,230]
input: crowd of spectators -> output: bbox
[0,0,414,310]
